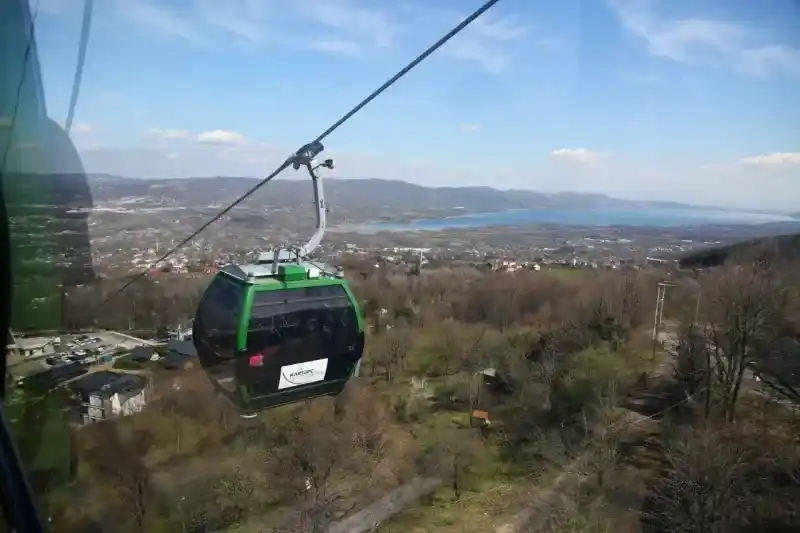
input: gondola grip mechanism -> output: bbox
[291,141,325,170]
[285,141,331,261]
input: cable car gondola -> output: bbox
[193,143,365,417]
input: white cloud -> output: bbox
[197,129,246,145]
[705,152,800,170]
[740,152,800,168]
[608,0,800,78]
[459,124,480,133]
[194,0,271,46]
[470,16,528,42]
[73,122,93,134]
[308,39,363,57]
[446,38,511,74]
[115,0,397,57]
[442,12,528,73]
[117,0,203,43]
[549,148,607,164]
[106,0,543,71]
[149,128,190,140]
[295,0,396,49]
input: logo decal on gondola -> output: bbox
[278,358,329,390]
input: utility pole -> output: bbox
[60,280,68,332]
[693,291,701,327]
[652,281,671,360]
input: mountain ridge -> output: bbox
[84,173,727,213]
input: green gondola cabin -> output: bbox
[193,258,365,417]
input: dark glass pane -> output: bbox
[196,277,243,358]
[246,285,357,361]
[253,289,293,304]
[252,284,349,312]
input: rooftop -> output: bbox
[167,339,197,358]
[9,336,60,350]
[131,345,155,355]
[256,250,296,263]
[70,371,146,398]
[219,261,341,285]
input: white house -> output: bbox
[70,371,149,424]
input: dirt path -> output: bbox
[220,477,443,533]
[493,327,681,533]
[328,477,442,533]
[492,403,667,533]
[494,458,590,533]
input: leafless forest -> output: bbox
[19,249,800,532]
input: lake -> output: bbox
[350,208,796,233]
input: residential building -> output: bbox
[69,371,149,424]
[9,336,59,357]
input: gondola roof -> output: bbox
[218,261,342,285]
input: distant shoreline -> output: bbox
[330,207,797,234]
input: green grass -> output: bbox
[376,408,529,533]
[374,337,650,533]
[113,353,146,370]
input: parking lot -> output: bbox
[49,332,156,365]
[10,331,159,379]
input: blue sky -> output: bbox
[28,0,800,211]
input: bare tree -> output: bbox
[369,326,411,383]
[267,393,391,533]
[589,383,625,489]
[700,265,788,422]
[421,427,483,501]
[647,426,762,533]
[528,339,561,412]
[613,272,646,331]
[754,342,800,405]
[82,424,156,532]
[673,324,712,418]
[749,297,800,406]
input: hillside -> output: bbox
[40,261,800,533]
[679,232,800,268]
[83,173,706,213]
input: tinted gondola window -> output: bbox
[247,285,356,359]
[196,277,243,358]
